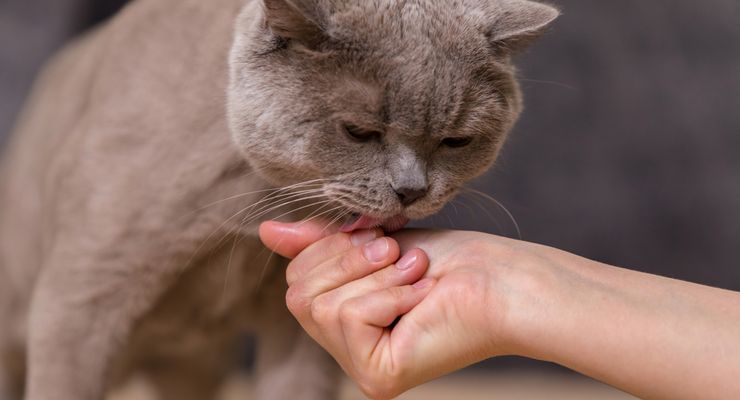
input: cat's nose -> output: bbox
[393,186,428,206]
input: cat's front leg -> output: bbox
[256,318,341,400]
[25,249,172,400]
[0,342,24,400]
[253,275,341,400]
[0,372,14,400]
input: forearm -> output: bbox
[509,247,740,399]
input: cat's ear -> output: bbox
[262,0,326,49]
[487,0,560,55]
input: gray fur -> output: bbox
[0,0,557,399]
[230,0,559,219]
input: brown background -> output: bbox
[2,0,739,394]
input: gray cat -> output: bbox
[0,0,558,399]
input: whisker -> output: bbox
[240,193,330,226]
[256,202,347,289]
[296,191,355,222]
[196,179,327,212]
[519,78,577,91]
[176,176,327,222]
[442,207,456,229]
[295,205,350,232]
[461,188,522,239]
[190,172,365,293]
[450,199,461,218]
[220,233,241,307]
[450,198,476,217]
[322,208,352,233]
[243,197,334,228]
[181,200,263,273]
[458,195,505,234]
[231,184,325,212]
[237,189,326,221]
[297,197,342,223]
[182,187,326,273]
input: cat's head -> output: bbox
[228,0,558,229]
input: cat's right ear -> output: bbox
[486,0,560,56]
[262,0,327,50]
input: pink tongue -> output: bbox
[340,215,410,233]
[340,215,380,233]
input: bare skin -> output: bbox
[260,220,740,400]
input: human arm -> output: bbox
[260,221,740,400]
[506,239,740,400]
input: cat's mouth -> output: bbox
[339,213,410,233]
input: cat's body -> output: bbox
[0,0,557,399]
[0,1,336,398]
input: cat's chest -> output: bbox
[128,235,287,350]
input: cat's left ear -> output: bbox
[262,0,327,49]
[487,0,560,55]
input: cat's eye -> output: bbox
[441,137,474,148]
[343,124,381,143]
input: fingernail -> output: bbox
[395,252,418,270]
[351,229,378,246]
[363,238,389,263]
[413,279,434,289]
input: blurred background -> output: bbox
[2,0,739,398]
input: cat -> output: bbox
[0,0,558,399]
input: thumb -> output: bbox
[259,220,340,259]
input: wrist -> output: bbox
[480,239,580,361]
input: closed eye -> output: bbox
[441,137,474,148]
[344,124,382,143]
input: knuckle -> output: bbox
[310,294,335,324]
[336,251,358,276]
[285,257,314,286]
[356,375,401,400]
[327,233,354,256]
[338,300,361,325]
[388,286,407,302]
[371,268,391,288]
[285,285,308,315]
[285,263,299,285]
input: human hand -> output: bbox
[261,220,740,400]
[259,221,532,399]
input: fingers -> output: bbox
[276,223,439,399]
[341,279,436,362]
[315,249,429,313]
[347,279,435,328]
[285,228,385,285]
[260,220,387,284]
[293,237,401,297]
[299,249,429,342]
[286,243,434,375]
[259,220,342,259]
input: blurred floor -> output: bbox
[109,371,637,400]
